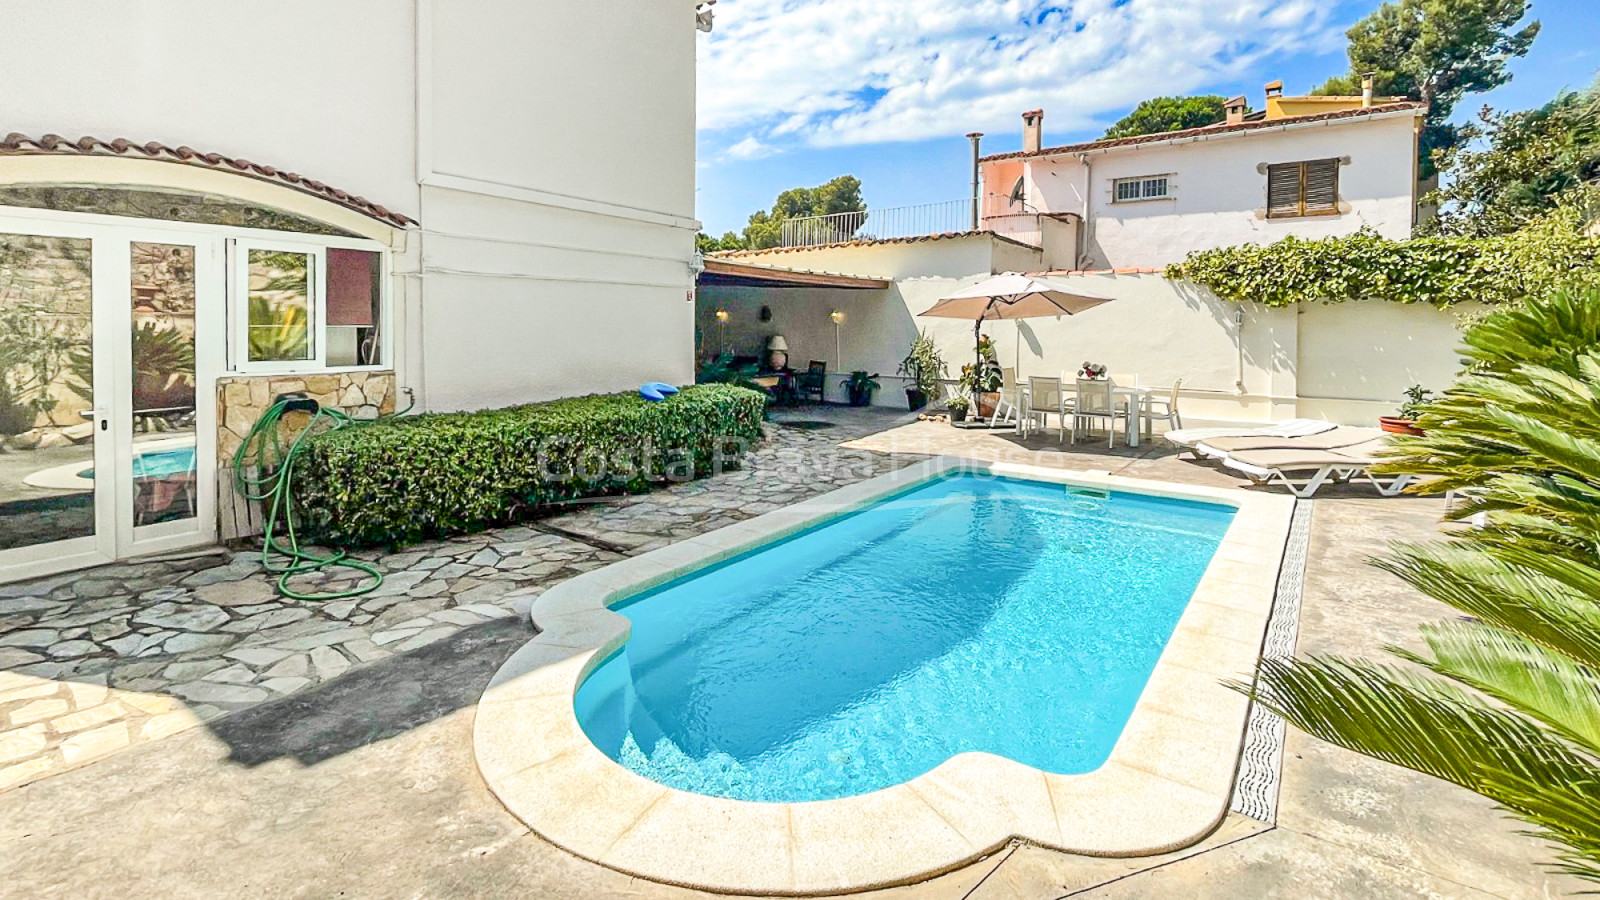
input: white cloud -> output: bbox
[699,0,1342,158]
[724,135,778,159]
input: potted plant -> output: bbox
[841,371,881,407]
[961,336,1004,418]
[897,331,947,412]
[1077,361,1108,380]
[1380,384,1433,436]
[945,396,970,423]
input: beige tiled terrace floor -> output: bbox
[0,406,1579,898]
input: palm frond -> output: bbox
[1482,768,1600,884]
[1262,286,1600,889]
[1375,544,1600,670]
[1246,656,1600,885]
[1394,621,1600,756]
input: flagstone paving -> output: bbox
[0,408,911,791]
[0,412,1576,898]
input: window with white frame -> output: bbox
[231,238,386,373]
[1112,175,1170,202]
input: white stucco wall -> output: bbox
[984,111,1422,270]
[413,0,700,410]
[2,0,420,221]
[2,0,702,414]
[418,186,694,410]
[425,0,697,220]
[1295,299,1477,423]
[705,261,1472,426]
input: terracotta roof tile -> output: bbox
[0,133,417,227]
[711,229,1038,258]
[980,101,1428,162]
[1032,267,1160,276]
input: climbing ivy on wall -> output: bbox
[1166,202,1600,308]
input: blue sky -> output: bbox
[694,0,1599,235]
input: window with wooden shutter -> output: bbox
[1266,159,1341,218]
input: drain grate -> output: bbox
[1230,498,1313,824]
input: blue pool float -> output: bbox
[639,382,680,401]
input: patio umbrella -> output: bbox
[918,273,1113,396]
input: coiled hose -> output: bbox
[231,396,383,601]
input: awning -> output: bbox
[699,257,888,290]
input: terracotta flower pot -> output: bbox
[976,392,999,419]
[1379,416,1424,436]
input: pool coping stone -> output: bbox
[473,456,1295,895]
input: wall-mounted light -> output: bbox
[710,307,730,358]
[829,310,844,371]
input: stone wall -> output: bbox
[216,371,395,458]
[215,370,396,540]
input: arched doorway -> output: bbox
[0,144,411,583]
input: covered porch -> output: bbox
[695,257,897,407]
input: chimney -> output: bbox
[966,132,983,230]
[1022,109,1044,153]
[1361,72,1375,107]
[1264,80,1284,101]
[1224,95,1248,125]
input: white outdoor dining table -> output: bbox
[1014,383,1151,447]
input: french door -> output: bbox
[0,212,222,583]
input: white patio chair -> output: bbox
[1072,377,1124,448]
[1025,376,1069,442]
[989,367,1021,427]
[1141,378,1184,436]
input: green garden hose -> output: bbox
[231,395,383,601]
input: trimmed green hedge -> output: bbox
[293,384,766,547]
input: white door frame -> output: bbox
[117,232,224,560]
[0,204,390,584]
[0,210,222,582]
[0,214,117,582]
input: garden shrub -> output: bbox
[293,384,766,546]
[1166,202,1600,308]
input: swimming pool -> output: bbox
[81,446,197,481]
[575,473,1233,802]
[23,437,197,490]
[474,458,1294,893]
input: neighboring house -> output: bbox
[980,80,1428,269]
[0,0,704,582]
[702,82,1459,432]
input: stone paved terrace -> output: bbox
[0,407,906,790]
[0,405,1579,898]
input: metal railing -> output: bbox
[777,199,974,248]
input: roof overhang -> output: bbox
[0,133,417,234]
[980,102,1428,164]
[699,257,888,290]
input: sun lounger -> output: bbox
[1193,426,1385,460]
[1163,419,1335,454]
[1221,438,1416,498]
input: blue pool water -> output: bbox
[574,473,1235,803]
[80,447,196,481]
